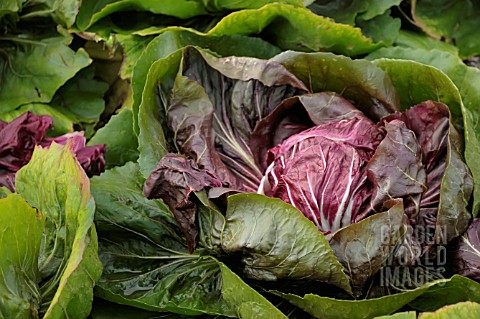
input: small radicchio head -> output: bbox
[0,112,106,192]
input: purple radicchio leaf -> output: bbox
[453,218,480,282]
[0,112,106,192]
[368,101,473,263]
[257,94,384,234]
[144,153,223,252]
[165,47,308,193]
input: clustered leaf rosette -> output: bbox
[0,111,106,191]
[139,47,475,298]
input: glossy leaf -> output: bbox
[91,163,234,316]
[222,193,352,294]
[329,200,406,296]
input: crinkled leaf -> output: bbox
[15,142,102,318]
[260,114,380,233]
[206,3,382,55]
[453,218,480,282]
[132,29,281,136]
[91,163,234,316]
[222,193,352,294]
[0,0,23,20]
[143,154,223,252]
[0,194,44,318]
[329,200,406,296]
[367,48,480,216]
[411,0,480,58]
[371,60,473,243]
[88,108,139,168]
[0,35,90,113]
[165,47,306,192]
[418,301,480,319]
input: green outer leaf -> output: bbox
[205,3,382,55]
[15,142,102,319]
[21,0,81,27]
[371,59,476,232]
[52,66,109,123]
[374,312,417,319]
[222,193,352,294]
[329,201,406,296]
[218,261,286,319]
[367,47,480,216]
[137,50,182,178]
[88,108,139,168]
[91,163,234,316]
[0,36,90,114]
[356,11,401,46]
[0,194,44,319]
[307,0,400,25]
[272,283,429,319]
[273,275,480,319]
[394,31,458,55]
[132,29,282,135]
[0,103,74,135]
[411,0,480,58]
[408,275,480,312]
[272,51,401,118]
[418,301,480,319]
[0,0,23,20]
[76,0,207,31]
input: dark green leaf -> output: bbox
[52,66,109,124]
[408,275,480,312]
[329,201,406,296]
[411,0,480,58]
[222,193,352,294]
[91,163,235,316]
[88,108,139,168]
